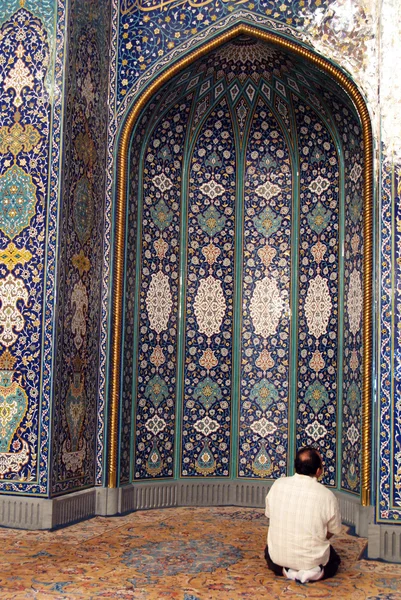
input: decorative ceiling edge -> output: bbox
[115,10,316,119]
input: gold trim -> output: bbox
[111,24,373,504]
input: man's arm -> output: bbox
[326,495,342,537]
[265,492,270,518]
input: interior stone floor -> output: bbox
[0,506,400,599]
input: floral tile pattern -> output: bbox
[52,0,111,494]
[117,0,331,109]
[0,4,61,494]
[92,0,401,528]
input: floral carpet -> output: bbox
[0,506,400,599]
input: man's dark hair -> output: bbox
[294,446,322,476]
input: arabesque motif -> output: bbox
[0,243,32,272]
[250,277,285,338]
[63,356,87,473]
[0,119,41,157]
[146,271,173,334]
[71,280,88,351]
[194,275,226,339]
[4,57,34,108]
[73,175,94,246]
[304,275,332,338]
[347,269,363,336]
[0,164,37,240]
[0,274,29,348]
[0,354,28,453]
[0,349,29,477]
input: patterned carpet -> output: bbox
[0,506,400,599]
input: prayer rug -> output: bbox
[0,506,399,599]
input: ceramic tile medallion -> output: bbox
[123,39,364,487]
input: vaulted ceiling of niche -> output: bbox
[137,36,360,155]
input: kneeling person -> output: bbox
[265,446,342,583]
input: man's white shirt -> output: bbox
[265,473,342,570]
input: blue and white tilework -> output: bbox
[52,0,111,494]
[121,39,364,487]
[0,2,64,495]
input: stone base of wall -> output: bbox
[0,482,396,562]
[0,488,96,530]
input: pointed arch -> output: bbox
[109,22,373,506]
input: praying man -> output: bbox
[264,446,342,583]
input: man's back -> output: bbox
[265,473,342,571]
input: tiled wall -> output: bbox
[0,0,111,499]
[52,0,111,495]
[107,0,401,523]
[120,40,363,493]
[0,0,398,530]
[0,1,65,495]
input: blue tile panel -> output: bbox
[51,0,111,494]
[293,93,340,487]
[239,98,292,479]
[0,4,63,494]
[181,98,236,477]
[337,103,363,495]
[393,164,401,510]
[132,97,192,479]
[379,154,401,521]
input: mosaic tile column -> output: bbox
[293,93,340,487]
[340,113,363,495]
[0,7,56,494]
[180,99,235,477]
[238,98,292,479]
[132,97,192,479]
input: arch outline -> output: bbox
[110,21,374,506]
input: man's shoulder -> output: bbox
[270,475,338,498]
[315,480,339,503]
[269,474,295,491]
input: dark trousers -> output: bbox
[264,545,341,580]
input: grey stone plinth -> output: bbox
[0,481,400,563]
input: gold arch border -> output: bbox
[111,24,373,505]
